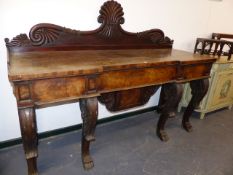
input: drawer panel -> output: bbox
[99,66,176,91]
[32,77,86,103]
[182,63,212,80]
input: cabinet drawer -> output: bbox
[32,77,86,104]
[182,63,212,80]
[99,66,176,91]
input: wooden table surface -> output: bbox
[9,49,216,81]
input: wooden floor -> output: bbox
[1,108,233,175]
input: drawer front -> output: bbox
[99,66,176,91]
[182,63,212,80]
[32,77,86,103]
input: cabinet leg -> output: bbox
[182,79,209,132]
[79,97,98,170]
[157,83,183,141]
[177,105,182,113]
[18,107,38,175]
[200,112,206,120]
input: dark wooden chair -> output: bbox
[194,37,233,60]
[212,33,233,60]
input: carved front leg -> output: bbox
[157,83,183,141]
[182,79,209,132]
[18,107,38,175]
[79,97,98,170]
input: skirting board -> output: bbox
[0,106,157,150]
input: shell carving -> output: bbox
[98,0,124,38]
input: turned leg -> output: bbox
[18,107,38,175]
[182,79,209,132]
[157,83,183,141]
[79,97,98,170]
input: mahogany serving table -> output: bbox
[5,1,216,175]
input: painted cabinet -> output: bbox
[178,57,233,119]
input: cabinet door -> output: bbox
[210,71,233,108]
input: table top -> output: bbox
[8,49,216,81]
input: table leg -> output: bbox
[79,97,98,170]
[18,107,38,175]
[157,83,183,141]
[182,79,209,132]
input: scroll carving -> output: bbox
[5,0,173,52]
[29,24,63,46]
[5,24,80,49]
[137,29,173,45]
[5,34,30,47]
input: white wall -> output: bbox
[207,1,233,34]
[0,0,232,142]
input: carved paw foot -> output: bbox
[82,154,94,170]
[183,122,193,132]
[157,130,169,142]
